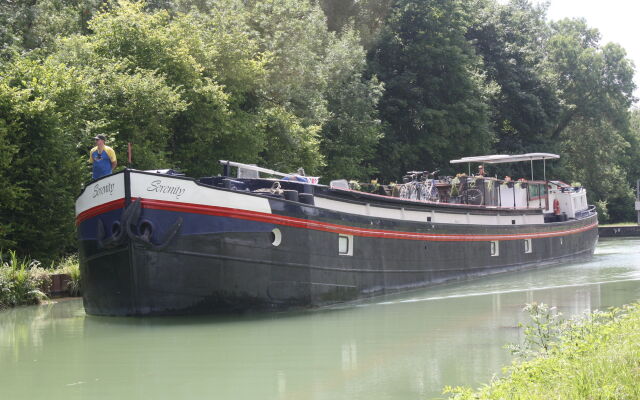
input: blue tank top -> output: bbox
[91,146,115,179]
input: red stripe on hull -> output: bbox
[75,198,126,225]
[71,198,596,242]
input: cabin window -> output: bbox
[271,228,282,246]
[490,240,500,257]
[524,239,532,254]
[339,234,353,256]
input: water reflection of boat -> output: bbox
[76,153,598,316]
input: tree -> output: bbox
[546,19,635,139]
[468,0,559,154]
[369,0,494,180]
[321,28,383,181]
[0,57,87,261]
[245,0,383,177]
[559,117,635,223]
[0,85,27,250]
[320,0,394,49]
[0,0,106,54]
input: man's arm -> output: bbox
[107,147,117,170]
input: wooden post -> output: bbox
[128,142,132,165]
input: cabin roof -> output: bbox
[450,153,560,164]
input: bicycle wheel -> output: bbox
[423,180,439,202]
[465,188,484,205]
[418,183,430,201]
[430,184,439,202]
[408,184,419,200]
[399,184,409,199]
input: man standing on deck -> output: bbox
[89,134,117,180]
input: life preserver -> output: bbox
[553,199,560,215]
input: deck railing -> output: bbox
[420,177,549,209]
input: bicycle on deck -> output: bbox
[398,170,440,202]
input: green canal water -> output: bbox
[2,238,640,400]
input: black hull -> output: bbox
[77,170,598,316]
[79,218,598,317]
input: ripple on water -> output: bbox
[1,238,640,400]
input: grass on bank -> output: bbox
[599,222,639,227]
[0,251,81,310]
[444,302,640,399]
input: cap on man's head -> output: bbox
[93,134,107,141]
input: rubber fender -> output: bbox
[283,190,299,202]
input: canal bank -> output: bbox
[446,302,640,399]
[599,224,640,237]
[0,253,80,310]
[1,238,639,400]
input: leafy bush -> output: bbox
[0,250,48,309]
[444,302,640,399]
[54,253,81,296]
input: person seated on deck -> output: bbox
[504,176,512,182]
[476,165,486,177]
[282,174,309,183]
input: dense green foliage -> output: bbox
[369,0,494,179]
[445,302,640,399]
[0,251,50,309]
[0,0,638,261]
[0,251,80,309]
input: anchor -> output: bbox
[97,198,182,251]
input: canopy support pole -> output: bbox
[530,160,534,180]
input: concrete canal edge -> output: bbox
[598,225,640,238]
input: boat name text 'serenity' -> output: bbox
[146,180,186,199]
[92,182,115,198]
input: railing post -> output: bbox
[538,183,542,209]
[482,179,485,206]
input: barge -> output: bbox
[76,153,598,315]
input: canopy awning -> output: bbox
[450,153,559,164]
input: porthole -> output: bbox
[524,238,532,254]
[271,228,282,246]
[339,234,353,256]
[490,240,500,257]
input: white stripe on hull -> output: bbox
[75,174,125,215]
[129,173,272,214]
[75,171,273,217]
[313,197,545,226]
